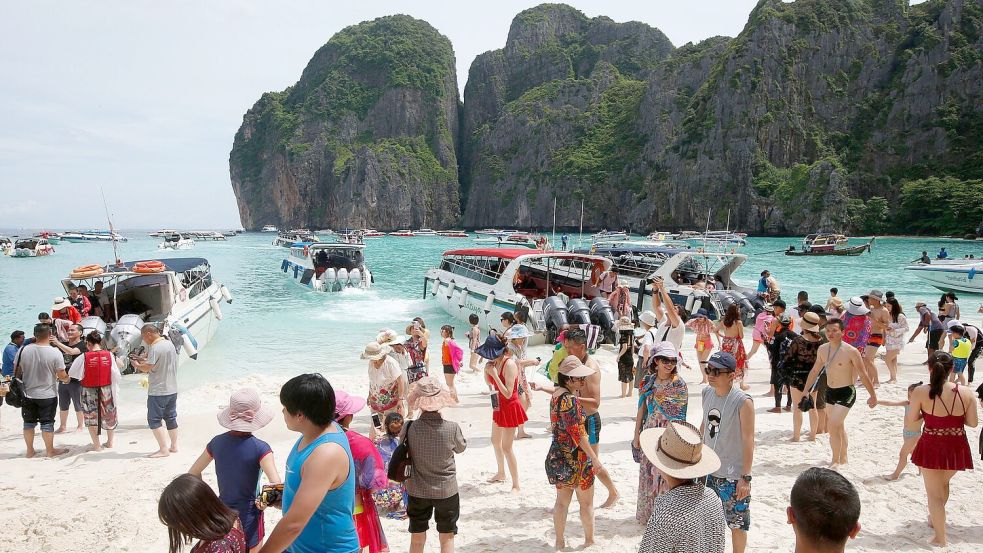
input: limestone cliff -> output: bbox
[230,15,461,230]
[460,0,983,233]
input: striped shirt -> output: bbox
[638,483,726,553]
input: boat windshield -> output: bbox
[514,257,603,301]
[439,255,508,285]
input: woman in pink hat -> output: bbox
[188,389,280,553]
[334,389,389,553]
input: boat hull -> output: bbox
[281,258,372,292]
[785,243,871,256]
[905,265,983,295]
[170,283,224,366]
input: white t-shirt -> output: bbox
[369,355,403,391]
[656,315,686,350]
[69,352,123,399]
[639,327,658,358]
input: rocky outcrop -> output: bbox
[230,15,461,230]
[460,0,983,233]
[231,1,982,234]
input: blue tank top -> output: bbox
[282,427,359,553]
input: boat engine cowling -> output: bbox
[111,314,145,358]
[542,297,568,343]
[567,298,592,325]
[80,316,107,340]
[589,297,617,344]
[349,269,362,287]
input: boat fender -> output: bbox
[171,323,199,360]
[220,285,233,304]
[483,292,495,314]
[281,259,288,273]
[338,268,349,287]
[458,287,468,308]
[431,277,441,296]
[970,267,977,281]
[209,297,224,321]
[293,265,300,279]
[445,280,456,300]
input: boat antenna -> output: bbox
[551,196,557,251]
[702,208,711,251]
[578,199,584,249]
[100,187,121,266]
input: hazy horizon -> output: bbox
[1,0,921,230]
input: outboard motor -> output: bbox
[349,268,362,288]
[80,316,107,340]
[338,268,350,288]
[740,291,765,312]
[733,292,757,326]
[111,314,145,373]
[542,297,568,343]
[567,298,592,325]
[715,290,737,315]
[589,297,617,344]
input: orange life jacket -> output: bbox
[81,350,113,388]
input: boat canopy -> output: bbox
[444,248,599,260]
[112,258,210,273]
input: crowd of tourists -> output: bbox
[3,278,982,552]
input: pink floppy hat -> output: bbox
[334,389,367,419]
[217,388,275,432]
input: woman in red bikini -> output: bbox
[477,334,528,493]
[907,351,979,547]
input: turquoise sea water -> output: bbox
[1,231,980,389]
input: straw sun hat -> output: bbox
[376,328,408,347]
[52,297,72,311]
[557,356,596,377]
[360,341,391,361]
[217,388,275,433]
[639,420,720,479]
[407,376,457,411]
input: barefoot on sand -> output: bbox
[148,450,169,458]
[598,492,620,509]
[47,447,68,457]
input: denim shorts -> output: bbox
[147,393,178,430]
[22,397,58,432]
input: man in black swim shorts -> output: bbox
[824,385,856,409]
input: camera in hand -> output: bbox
[258,483,284,507]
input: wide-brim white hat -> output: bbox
[638,310,657,327]
[846,296,870,316]
[360,341,392,360]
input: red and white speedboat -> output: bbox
[424,248,614,344]
[390,230,415,237]
[362,229,385,238]
[437,230,469,238]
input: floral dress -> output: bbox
[405,337,428,383]
[545,392,594,489]
[635,375,688,524]
[886,314,909,352]
[686,317,715,353]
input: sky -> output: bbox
[1,0,870,230]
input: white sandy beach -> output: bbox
[0,336,980,552]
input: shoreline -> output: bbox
[0,336,980,551]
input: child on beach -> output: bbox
[372,412,408,519]
[440,325,463,400]
[188,389,279,553]
[748,307,774,362]
[949,325,971,385]
[878,382,924,481]
[616,317,636,397]
[467,314,482,372]
[159,473,247,553]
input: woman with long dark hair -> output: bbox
[715,304,748,389]
[884,298,908,383]
[478,335,527,491]
[158,474,246,553]
[907,352,979,546]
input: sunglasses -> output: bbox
[703,366,733,377]
[569,376,587,383]
[654,357,677,365]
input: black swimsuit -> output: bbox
[825,385,857,408]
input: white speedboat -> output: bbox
[578,244,761,325]
[149,229,177,238]
[415,228,438,236]
[679,231,747,247]
[61,258,232,369]
[281,242,371,292]
[390,230,415,237]
[273,229,318,247]
[60,230,128,243]
[190,231,227,241]
[261,225,278,232]
[905,262,983,295]
[437,230,469,238]
[12,237,55,257]
[362,229,385,238]
[424,248,616,344]
[474,233,548,249]
[158,233,196,250]
[592,230,629,243]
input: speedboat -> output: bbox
[576,244,761,325]
[475,233,548,249]
[281,242,372,292]
[646,231,679,241]
[425,248,619,344]
[437,230,469,238]
[474,228,519,238]
[362,229,384,238]
[60,230,128,243]
[12,237,55,257]
[592,230,629,243]
[678,231,747,247]
[149,229,177,238]
[61,258,232,369]
[0,236,12,256]
[190,231,227,241]
[390,230,415,237]
[786,236,872,256]
[905,261,983,295]
[273,229,318,247]
[158,233,196,250]
[261,225,278,232]
[34,232,60,245]
[415,228,438,236]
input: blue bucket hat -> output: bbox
[504,324,531,340]
[707,351,737,372]
[692,308,709,319]
[475,334,506,360]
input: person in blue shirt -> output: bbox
[757,270,770,296]
[938,247,948,259]
[561,234,569,250]
[2,330,25,377]
[261,374,359,553]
